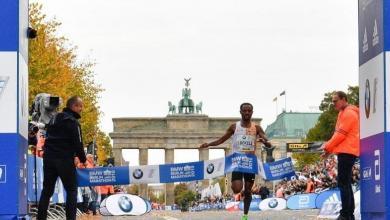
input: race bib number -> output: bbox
[235,135,255,152]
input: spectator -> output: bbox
[259,186,270,200]
[37,96,86,220]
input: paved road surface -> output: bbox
[87,209,322,220]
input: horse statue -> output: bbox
[168,101,176,114]
[196,101,203,114]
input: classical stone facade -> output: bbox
[265,111,321,160]
[110,115,262,205]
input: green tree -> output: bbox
[29,3,112,158]
[174,183,188,203]
[176,190,196,211]
[174,183,196,210]
[292,86,359,169]
[148,190,165,204]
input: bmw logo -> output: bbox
[365,79,371,118]
[118,196,133,212]
[133,169,143,179]
[242,136,246,139]
[268,199,278,208]
[207,163,215,174]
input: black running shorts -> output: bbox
[231,171,255,183]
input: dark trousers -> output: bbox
[37,158,78,220]
[337,153,356,219]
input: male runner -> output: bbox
[200,103,272,220]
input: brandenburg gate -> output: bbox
[110,79,262,205]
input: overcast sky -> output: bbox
[32,0,359,164]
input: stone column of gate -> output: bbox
[199,148,210,189]
[113,148,125,166]
[165,148,175,206]
[224,147,233,195]
[138,147,148,199]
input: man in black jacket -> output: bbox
[38,96,87,220]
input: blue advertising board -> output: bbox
[358,0,384,65]
[0,0,18,51]
[360,133,385,212]
[159,161,204,183]
[77,166,130,187]
[224,153,258,174]
[0,0,29,218]
[239,198,261,211]
[286,193,318,210]
[315,189,341,209]
[261,157,295,181]
[359,0,390,219]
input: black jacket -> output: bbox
[44,108,87,163]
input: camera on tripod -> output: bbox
[30,93,61,125]
[28,93,62,152]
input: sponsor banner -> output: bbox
[360,133,385,212]
[386,1,390,51]
[27,155,43,202]
[317,201,342,219]
[77,167,130,187]
[0,134,18,214]
[0,0,18,51]
[145,198,152,213]
[262,157,295,181]
[100,194,150,216]
[315,189,341,209]
[286,142,322,153]
[56,154,291,186]
[19,0,28,62]
[286,193,318,210]
[238,198,261,211]
[358,0,383,65]
[204,158,225,179]
[129,165,160,184]
[224,153,258,174]
[0,52,17,133]
[359,52,385,138]
[259,198,287,211]
[386,52,390,131]
[159,161,204,183]
[0,134,27,215]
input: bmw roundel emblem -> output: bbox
[365,79,371,119]
[133,168,143,179]
[268,199,278,208]
[242,136,246,139]
[118,196,133,212]
[207,163,215,174]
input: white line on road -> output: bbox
[163,216,180,220]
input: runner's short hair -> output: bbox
[240,102,253,110]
